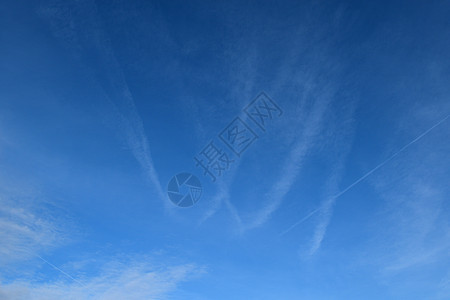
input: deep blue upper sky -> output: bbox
[1,0,450,299]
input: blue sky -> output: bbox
[1,0,450,299]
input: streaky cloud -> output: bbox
[0,256,205,300]
[244,89,333,231]
[38,0,166,204]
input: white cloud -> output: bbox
[373,179,450,272]
[206,18,350,232]
[243,89,333,231]
[304,105,356,256]
[0,176,204,300]
[357,107,450,297]
[38,0,166,204]
[0,258,205,300]
[0,194,67,268]
[368,108,450,271]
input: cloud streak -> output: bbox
[281,112,450,242]
[244,89,333,231]
[39,0,166,203]
[0,257,205,300]
[0,196,66,268]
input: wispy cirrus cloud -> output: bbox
[201,7,349,231]
[356,106,450,297]
[371,165,450,272]
[243,88,334,231]
[0,172,69,269]
[0,256,206,300]
[284,109,449,257]
[0,198,65,267]
[199,62,338,233]
[301,102,356,256]
[305,155,351,256]
[0,170,204,300]
[38,0,165,203]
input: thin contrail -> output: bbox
[281,113,450,236]
[279,208,320,236]
[34,254,85,286]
